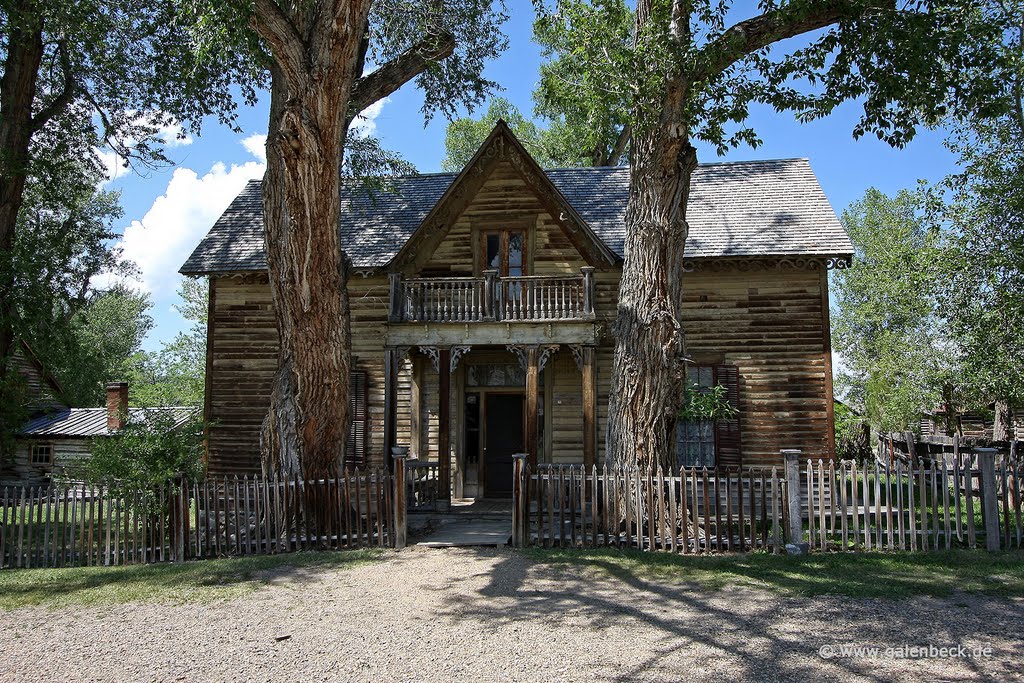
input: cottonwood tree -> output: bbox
[832,188,954,434]
[929,12,1024,440]
[443,97,568,170]
[535,0,1010,469]
[0,1,256,440]
[189,1,506,479]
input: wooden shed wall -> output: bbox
[1,438,95,488]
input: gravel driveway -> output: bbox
[3,547,1022,682]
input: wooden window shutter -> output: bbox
[346,370,369,469]
[713,364,742,469]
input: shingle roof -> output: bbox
[20,407,195,438]
[179,159,851,274]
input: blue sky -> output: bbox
[103,7,959,351]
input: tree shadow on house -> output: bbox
[427,547,1024,683]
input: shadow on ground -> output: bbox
[428,547,1024,683]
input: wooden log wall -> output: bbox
[204,161,833,474]
[206,273,404,474]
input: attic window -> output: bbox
[30,443,53,466]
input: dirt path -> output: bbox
[3,547,1022,682]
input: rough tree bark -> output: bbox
[605,0,870,469]
[0,15,46,373]
[252,3,373,481]
[992,399,1011,442]
[249,1,454,480]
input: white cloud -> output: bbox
[350,98,389,138]
[241,133,267,164]
[111,136,266,296]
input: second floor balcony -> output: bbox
[388,267,596,324]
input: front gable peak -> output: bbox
[388,121,618,272]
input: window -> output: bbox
[677,365,742,469]
[345,370,369,469]
[30,443,52,466]
[482,230,526,277]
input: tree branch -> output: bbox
[29,40,74,134]
[694,0,889,81]
[348,30,456,115]
[608,123,631,166]
[247,0,307,87]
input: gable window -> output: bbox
[482,230,526,277]
[345,370,369,470]
[30,443,53,466]
[677,365,742,469]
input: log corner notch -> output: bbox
[245,0,457,481]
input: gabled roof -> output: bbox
[20,407,195,438]
[389,120,618,270]
[180,129,851,275]
[14,340,66,411]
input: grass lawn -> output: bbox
[522,547,1024,599]
[0,550,381,611]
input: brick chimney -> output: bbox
[106,382,129,431]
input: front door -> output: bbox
[484,393,524,497]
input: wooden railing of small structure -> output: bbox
[406,460,440,511]
[511,449,1024,553]
[0,466,403,570]
[388,268,596,324]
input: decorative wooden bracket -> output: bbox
[569,345,584,371]
[537,345,559,373]
[450,345,471,373]
[506,344,559,372]
[418,346,440,373]
[505,344,527,370]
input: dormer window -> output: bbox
[483,229,526,277]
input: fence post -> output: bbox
[976,448,1001,551]
[512,453,529,547]
[169,474,188,563]
[782,449,805,551]
[392,447,408,549]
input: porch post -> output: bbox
[582,346,597,470]
[525,346,540,469]
[438,347,452,509]
[383,347,399,470]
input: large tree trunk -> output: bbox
[605,122,697,471]
[257,4,373,481]
[0,17,45,375]
[992,399,1011,442]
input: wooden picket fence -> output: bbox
[804,457,1024,552]
[0,469,395,570]
[516,464,789,552]
[511,452,1024,554]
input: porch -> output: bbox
[381,342,600,509]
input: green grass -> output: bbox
[521,547,1024,599]
[0,549,381,611]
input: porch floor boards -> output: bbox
[416,518,512,547]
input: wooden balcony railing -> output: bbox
[388,267,596,323]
